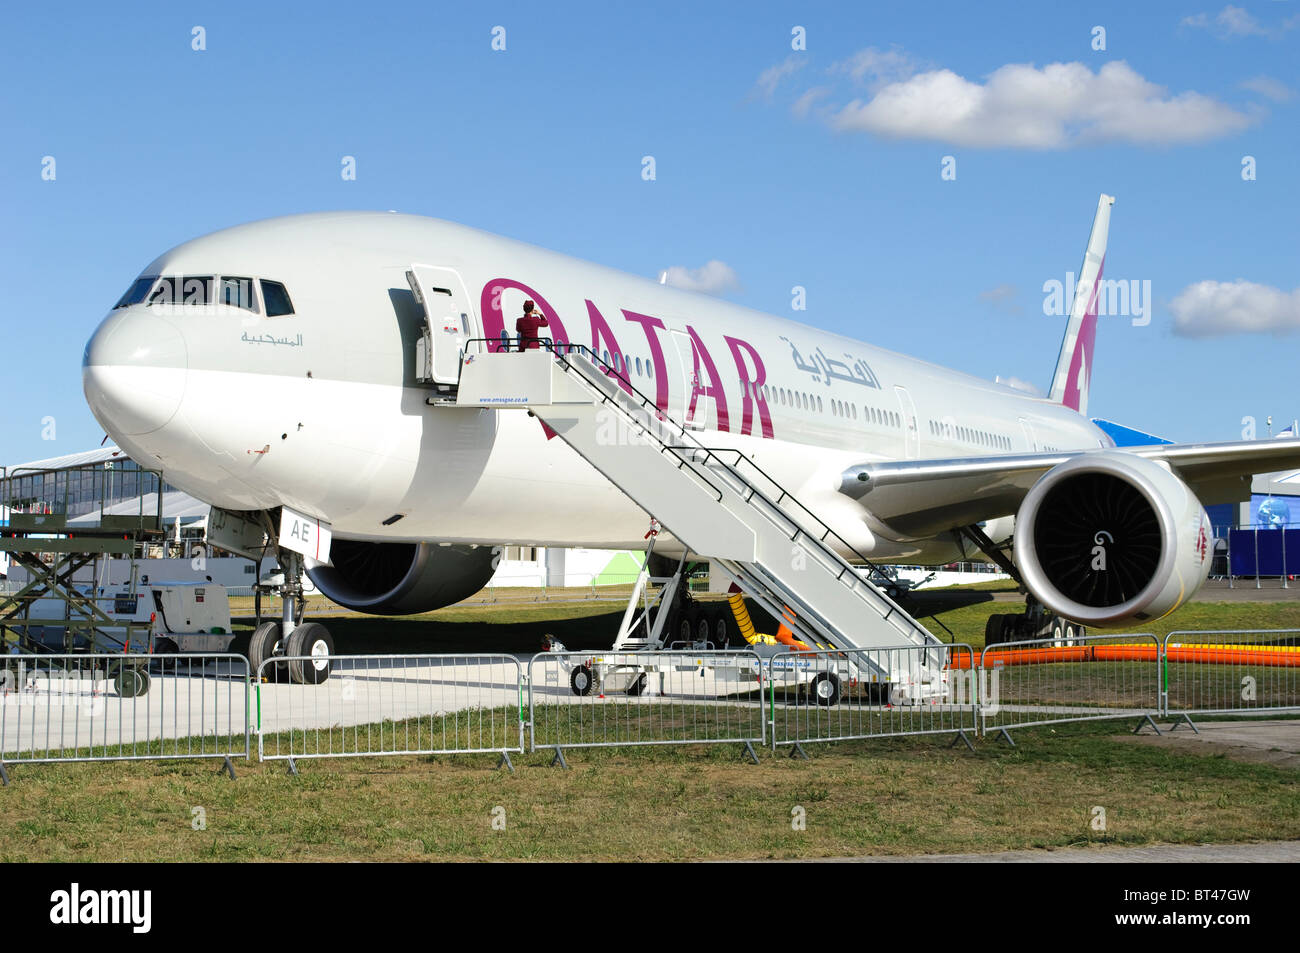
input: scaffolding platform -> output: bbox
[1,463,164,661]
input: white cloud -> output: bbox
[831,46,918,89]
[791,86,832,118]
[753,56,806,100]
[980,283,1023,315]
[1183,5,1284,37]
[1240,75,1293,102]
[1170,279,1300,336]
[658,260,740,295]
[830,60,1254,148]
[1216,5,1267,36]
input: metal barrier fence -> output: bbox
[4,634,1296,781]
[1162,629,1300,727]
[527,650,767,764]
[256,654,525,771]
[768,644,979,755]
[0,653,249,782]
[979,634,1163,742]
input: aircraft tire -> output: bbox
[249,621,283,681]
[288,623,334,685]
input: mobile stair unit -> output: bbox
[450,345,949,702]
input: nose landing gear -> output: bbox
[249,549,335,684]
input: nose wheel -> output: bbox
[250,537,335,685]
[287,622,335,684]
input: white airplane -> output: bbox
[82,194,1300,677]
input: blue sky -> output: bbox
[3,0,1298,464]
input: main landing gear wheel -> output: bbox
[570,664,595,696]
[676,612,694,647]
[810,672,840,707]
[248,621,285,681]
[288,622,335,685]
[712,613,731,649]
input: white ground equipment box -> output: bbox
[146,583,234,654]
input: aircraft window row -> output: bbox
[600,349,653,381]
[864,405,900,428]
[756,385,821,413]
[928,419,1011,451]
[113,276,295,315]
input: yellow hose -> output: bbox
[727,592,775,645]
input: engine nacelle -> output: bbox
[306,540,498,615]
[1013,452,1212,628]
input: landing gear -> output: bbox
[248,620,283,679]
[985,609,1086,646]
[250,532,335,685]
[710,612,732,649]
[287,622,334,685]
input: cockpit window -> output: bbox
[114,277,157,309]
[219,276,259,312]
[260,279,294,316]
[148,276,213,306]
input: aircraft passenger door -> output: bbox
[406,265,478,386]
[894,385,920,459]
[1018,417,1039,452]
[671,329,705,430]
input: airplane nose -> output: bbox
[82,311,189,436]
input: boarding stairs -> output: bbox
[450,344,947,695]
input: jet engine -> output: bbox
[306,540,498,615]
[1013,453,1213,627]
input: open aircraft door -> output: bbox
[407,265,479,386]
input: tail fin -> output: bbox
[1047,193,1115,415]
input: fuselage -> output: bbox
[82,212,1111,562]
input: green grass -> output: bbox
[2,718,1297,861]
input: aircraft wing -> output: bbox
[837,438,1300,539]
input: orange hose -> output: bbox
[774,604,815,652]
[1167,646,1300,668]
[948,642,1300,668]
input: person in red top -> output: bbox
[515,300,549,351]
